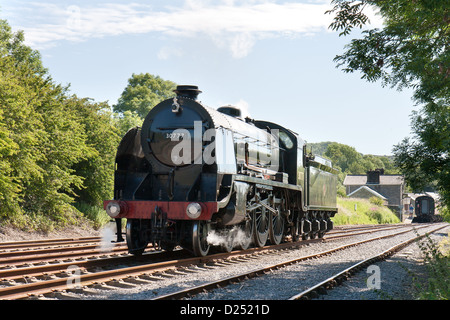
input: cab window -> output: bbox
[279,131,293,149]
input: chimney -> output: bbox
[367,168,384,184]
[174,85,202,100]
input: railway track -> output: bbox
[0,223,444,300]
[289,223,449,300]
[153,223,447,300]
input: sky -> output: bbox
[1,0,418,156]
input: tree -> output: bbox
[113,73,177,119]
[0,19,120,228]
[69,97,121,207]
[0,107,19,216]
[113,110,145,138]
[326,0,449,208]
[325,142,358,173]
[0,48,90,222]
[327,0,449,103]
[393,103,450,202]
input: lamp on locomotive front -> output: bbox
[186,202,202,219]
[105,201,121,218]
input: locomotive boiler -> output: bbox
[104,85,338,256]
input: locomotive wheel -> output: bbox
[192,221,210,257]
[253,206,269,247]
[126,219,149,256]
[269,210,285,245]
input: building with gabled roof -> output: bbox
[343,169,405,218]
[347,186,388,204]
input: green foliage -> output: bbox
[113,73,177,119]
[0,19,183,232]
[0,19,119,230]
[333,197,400,225]
[326,0,370,36]
[440,206,450,223]
[324,142,362,173]
[412,232,450,299]
[369,196,384,206]
[0,19,84,221]
[113,110,144,138]
[317,141,399,192]
[74,201,111,230]
[327,0,449,210]
[328,0,449,98]
[439,232,450,257]
[393,103,450,207]
[4,211,57,234]
[324,142,399,175]
[68,97,121,207]
[307,141,334,157]
[0,107,20,216]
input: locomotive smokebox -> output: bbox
[174,85,202,100]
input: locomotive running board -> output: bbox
[233,174,302,192]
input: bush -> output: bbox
[337,186,347,198]
[5,212,56,234]
[440,206,450,223]
[74,202,111,230]
[411,232,450,299]
[369,196,385,206]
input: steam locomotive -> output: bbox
[104,86,338,256]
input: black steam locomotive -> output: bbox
[104,86,338,256]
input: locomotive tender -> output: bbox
[104,85,338,256]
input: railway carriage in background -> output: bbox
[412,194,443,223]
[104,86,338,256]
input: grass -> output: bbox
[74,201,111,230]
[332,197,401,225]
[408,231,450,299]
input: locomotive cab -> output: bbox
[253,120,299,185]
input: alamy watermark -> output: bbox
[66,265,81,289]
[366,265,381,290]
[169,120,280,170]
[67,5,82,30]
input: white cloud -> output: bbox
[229,33,255,59]
[157,46,184,60]
[15,1,340,57]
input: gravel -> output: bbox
[76,223,449,300]
[0,225,100,242]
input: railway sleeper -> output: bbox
[106,279,136,289]
[44,290,82,300]
[122,276,155,285]
[138,273,166,281]
[66,286,100,296]
[0,279,17,286]
[89,282,117,290]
